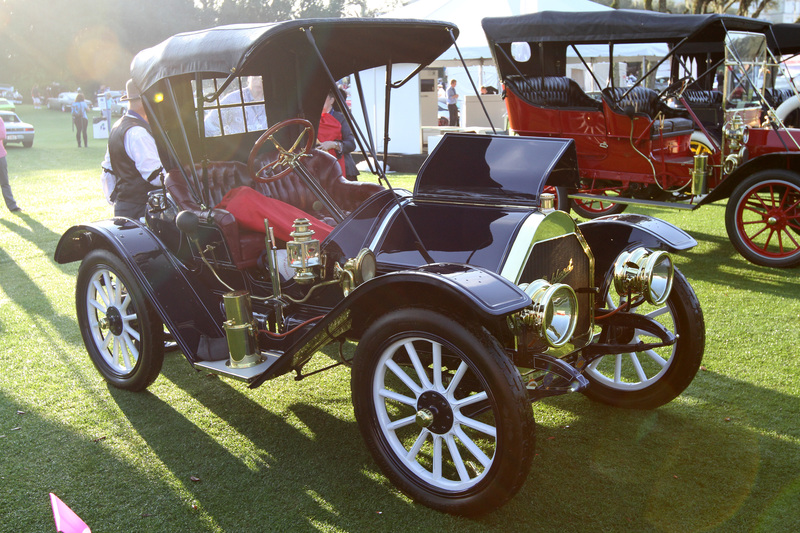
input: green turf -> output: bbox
[1,105,798,532]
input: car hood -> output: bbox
[414,134,579,208]
[4,120,33,130]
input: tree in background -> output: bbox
[0,0,389,100]
[602,0,776,16]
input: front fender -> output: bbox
[697,152,800,206]
[55,218,225,361]
[578,214,696,288]
[353,263,532,319]
[249,262,532,388]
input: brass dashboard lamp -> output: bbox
[287,218,320,284]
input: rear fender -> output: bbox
[578,214,696,290]
[55,218,225,361]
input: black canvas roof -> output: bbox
[131,18,458,93]
[482,9,771,46]
[769,23,800,55]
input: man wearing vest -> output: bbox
[102,78,164,219]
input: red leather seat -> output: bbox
[165,149,383,269]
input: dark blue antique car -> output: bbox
[54,19,704,515]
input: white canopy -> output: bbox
[382,0,612,66]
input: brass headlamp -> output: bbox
[723,114,749,150]
[613,248,674,305]
[516,279,578,348]
[722,114,749,174]
[338,248,377,296]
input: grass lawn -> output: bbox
[1,105,799,532]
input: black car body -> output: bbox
[54,18,704,515]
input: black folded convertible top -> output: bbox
[482,9,771,45]
[769,23,800,55]
[131,18,458,92]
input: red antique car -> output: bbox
[484,10,800,268]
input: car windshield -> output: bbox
[724,31,769,109]
[1,113,20,123]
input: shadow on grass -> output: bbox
[0,245,77,342]
[0,389,188,532]
[110,350,798,532]
[0,212,73,274]
[109,353,421,531]
[515,370,800,532]
[676,229,800,295]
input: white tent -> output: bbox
[353,0,616,155]
[382,0,612,67]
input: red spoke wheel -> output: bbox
[571,182,627,219]
[726,170,800,268]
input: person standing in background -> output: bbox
[317,88,354,178]
[0,116,22,212]
[72,93,90,147]
[447,79,459,127]
[31,85,42,109]
[330,89,359,181]
[101,79,164,219]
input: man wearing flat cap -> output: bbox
[101,78,165,219]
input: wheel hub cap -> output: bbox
[104,306,124,336]
[416,391,454,434]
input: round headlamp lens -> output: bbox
[354,248,376,285]
[613,248,674,305]
[546,284,579,346]
[644,251,673,305]
[524,280,578,348]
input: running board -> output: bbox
[568,193,700,211]
[194,352,283,383]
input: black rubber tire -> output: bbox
[76,249,164,391]
[351,308,535,516]
[725,170,800,268]
[582,268,704,409]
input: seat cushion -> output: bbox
[216,186,333,242]
[166,149,383,269]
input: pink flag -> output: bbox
[49,493,91,533]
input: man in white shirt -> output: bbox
[446,79,459,127]
[101,79,164,219]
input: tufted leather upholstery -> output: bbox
[603,87,662,116]
[506,75,602,109]
[683,90,723,106]
[603,87,694,136]
[165,149,383,269]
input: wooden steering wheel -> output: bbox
[247,118,316,184]
[657,76,693,100]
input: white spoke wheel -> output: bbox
[352,308,534,516]
[582,268,704,409]
[76,249,164,391]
